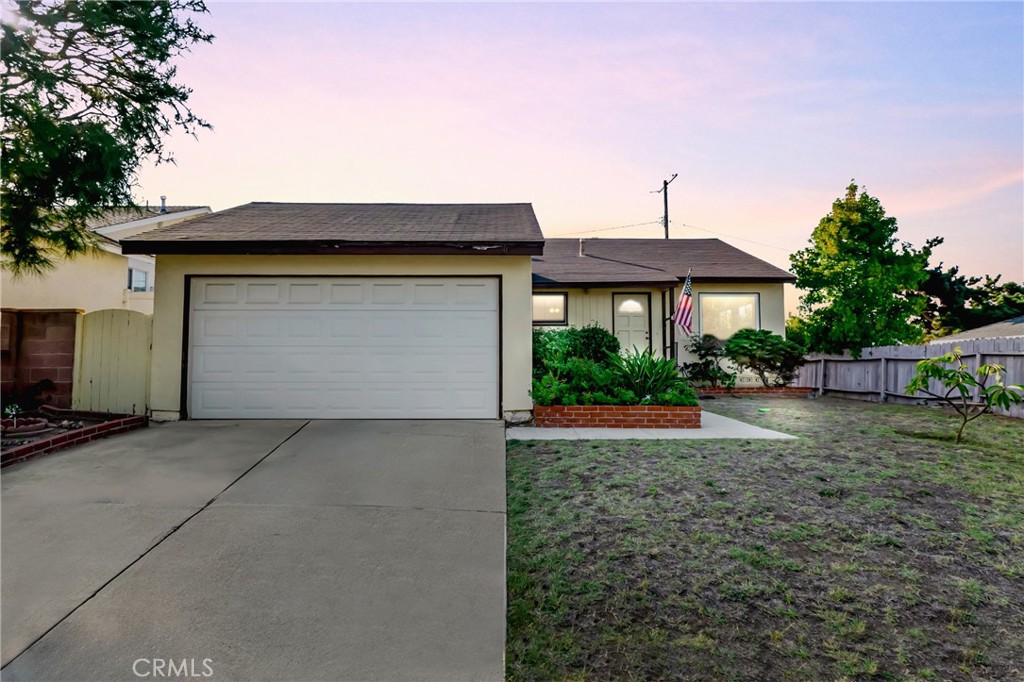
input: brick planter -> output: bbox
[533,405,701,428]
[696,386,814,398]
[1,414,147,468]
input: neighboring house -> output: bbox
[532,238,796,368]
[120,202,544,422]
[928,315,1024,344]
[1,202,209,409]
[1,202,210,315]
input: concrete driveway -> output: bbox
[1,420,506,681]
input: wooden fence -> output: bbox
[793,337,1024,419]
[72,309,152,415]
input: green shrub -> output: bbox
[606,347,697,405]
[562,324,621,363]
[680,334,736,388]
[651,389,699,407]
[533,324,621,382]
[530,326,696,406]
[723,329,806,387]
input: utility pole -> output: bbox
[653,173,677,239]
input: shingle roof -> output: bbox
[86,206,207,230]
[121,202,545,255]
[533,238,795,286]
[930,315,1024,343]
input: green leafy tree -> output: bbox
[905,348,1024,444]
[790,182,937,357]
[917,265,1024,339]
[1,0,213,274]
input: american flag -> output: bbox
[674,272,694,335]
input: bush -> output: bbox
[680,334,736,388]
[532,325,620,381]
[606,347,687,398]
[530,329,695,406]
[723,329,806,387]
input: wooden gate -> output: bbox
[72,309,152,415]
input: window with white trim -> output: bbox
[128,268,150,292]
[532,293,568,325]
[698,293,759,339]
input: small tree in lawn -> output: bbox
[905,348,1024,444]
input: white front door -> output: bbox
[612,293,650,353]
[188,276,499,419]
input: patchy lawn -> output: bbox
[506,397,1024,682]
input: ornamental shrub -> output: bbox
[606,347,686,397]
[680,334,736,388]
[532,324,621,381]
[723,329,806,387]
[562,324,621,364]
[531,326,695,406]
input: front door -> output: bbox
[612,293,650,353]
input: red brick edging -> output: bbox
[533,405,701,428]
[696,387,814,398]
[1,415,148,468]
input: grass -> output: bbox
[506,397,1024,681]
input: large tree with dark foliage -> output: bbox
[917,265,1024,339]
[1,0,212,274]
[790,182,937,357]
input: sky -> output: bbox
[137,2,1024,302]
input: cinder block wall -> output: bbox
[0,310,79,409]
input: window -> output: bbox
[532,293,568,325]
[699,293,759,339]
[128,268,150,292]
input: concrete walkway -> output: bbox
[2,420,506,682]
[506,409,795,440]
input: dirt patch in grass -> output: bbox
[506,397,1024,681]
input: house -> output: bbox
[120,202,544,422]
[1,202,209,409]
[532,238,795,371]
[928,315,1024,344]
[1,202,210,315]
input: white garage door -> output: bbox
[189,277,499,419]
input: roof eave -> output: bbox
[121,240,546,256]
[690,275,797,284]
[532,279,678,289]
[532,275,796,287]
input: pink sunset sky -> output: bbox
[137,2,1024,299]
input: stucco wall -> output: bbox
[533,282,787,360]
[148,254,534,421]
[689,282,786,337]
[678,282,787,386]
[1,249,134,313]
[536,287,671,358]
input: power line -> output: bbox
[558,218,795,253]
[676,222,792,252]
[559,219,664,236]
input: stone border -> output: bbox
[533,405,701,429]
[1,415,148,468]
[696,387,814,398]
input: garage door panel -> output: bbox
[189,277,499,419]
[191,382,497,419]
[287,283,322,304]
